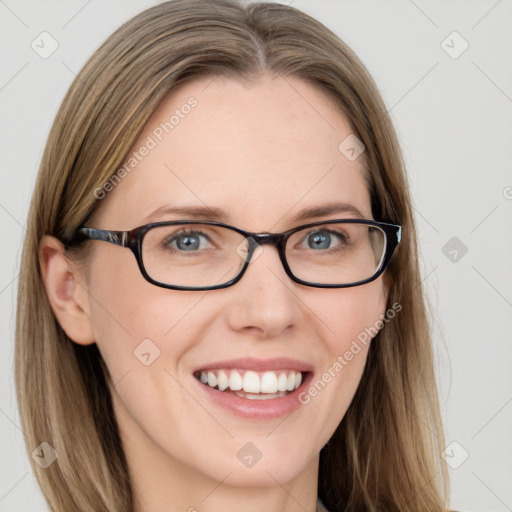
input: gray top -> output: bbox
[317,497,461,511]
[317,497,330,512]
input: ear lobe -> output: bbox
[39,235,95,345]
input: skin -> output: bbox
[40,74,388,512]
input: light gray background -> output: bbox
[1,1,511,511]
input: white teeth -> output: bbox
[277,373,288,392]
[235,390,288,400]
[197,369,305,394]
[243,371,261,393]
[229,371,243,391]
[286,373,295,391]
[207,371,217,388]
[260,372,278,393]
[217,370,229,391]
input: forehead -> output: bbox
[93,74,371,231]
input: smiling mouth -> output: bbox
[193,368,307,400]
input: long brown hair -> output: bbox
[15,1,449,510]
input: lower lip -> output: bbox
[194,372,314,420]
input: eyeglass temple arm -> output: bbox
[395,226,402,244]
[74,227,129,247]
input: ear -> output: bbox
[39,235,95,345]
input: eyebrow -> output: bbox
[143,202,369,224]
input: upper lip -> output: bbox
[193,357,314,373]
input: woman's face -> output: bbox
[77,75,388,491]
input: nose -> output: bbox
[224,241,302,338]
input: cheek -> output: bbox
[84,248,197,379]
[297,281,386,429]
[314,279,387,352]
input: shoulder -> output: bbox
[317,499,462,512]
[317,497,330,512]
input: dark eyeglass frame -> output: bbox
[68,219,402,291]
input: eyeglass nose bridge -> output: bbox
[242,232,287,265]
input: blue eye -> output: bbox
[166,231,211,251]
[304,229,345,250]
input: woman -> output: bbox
[15,1,450,510]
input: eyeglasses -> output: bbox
[69,219,401,291]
